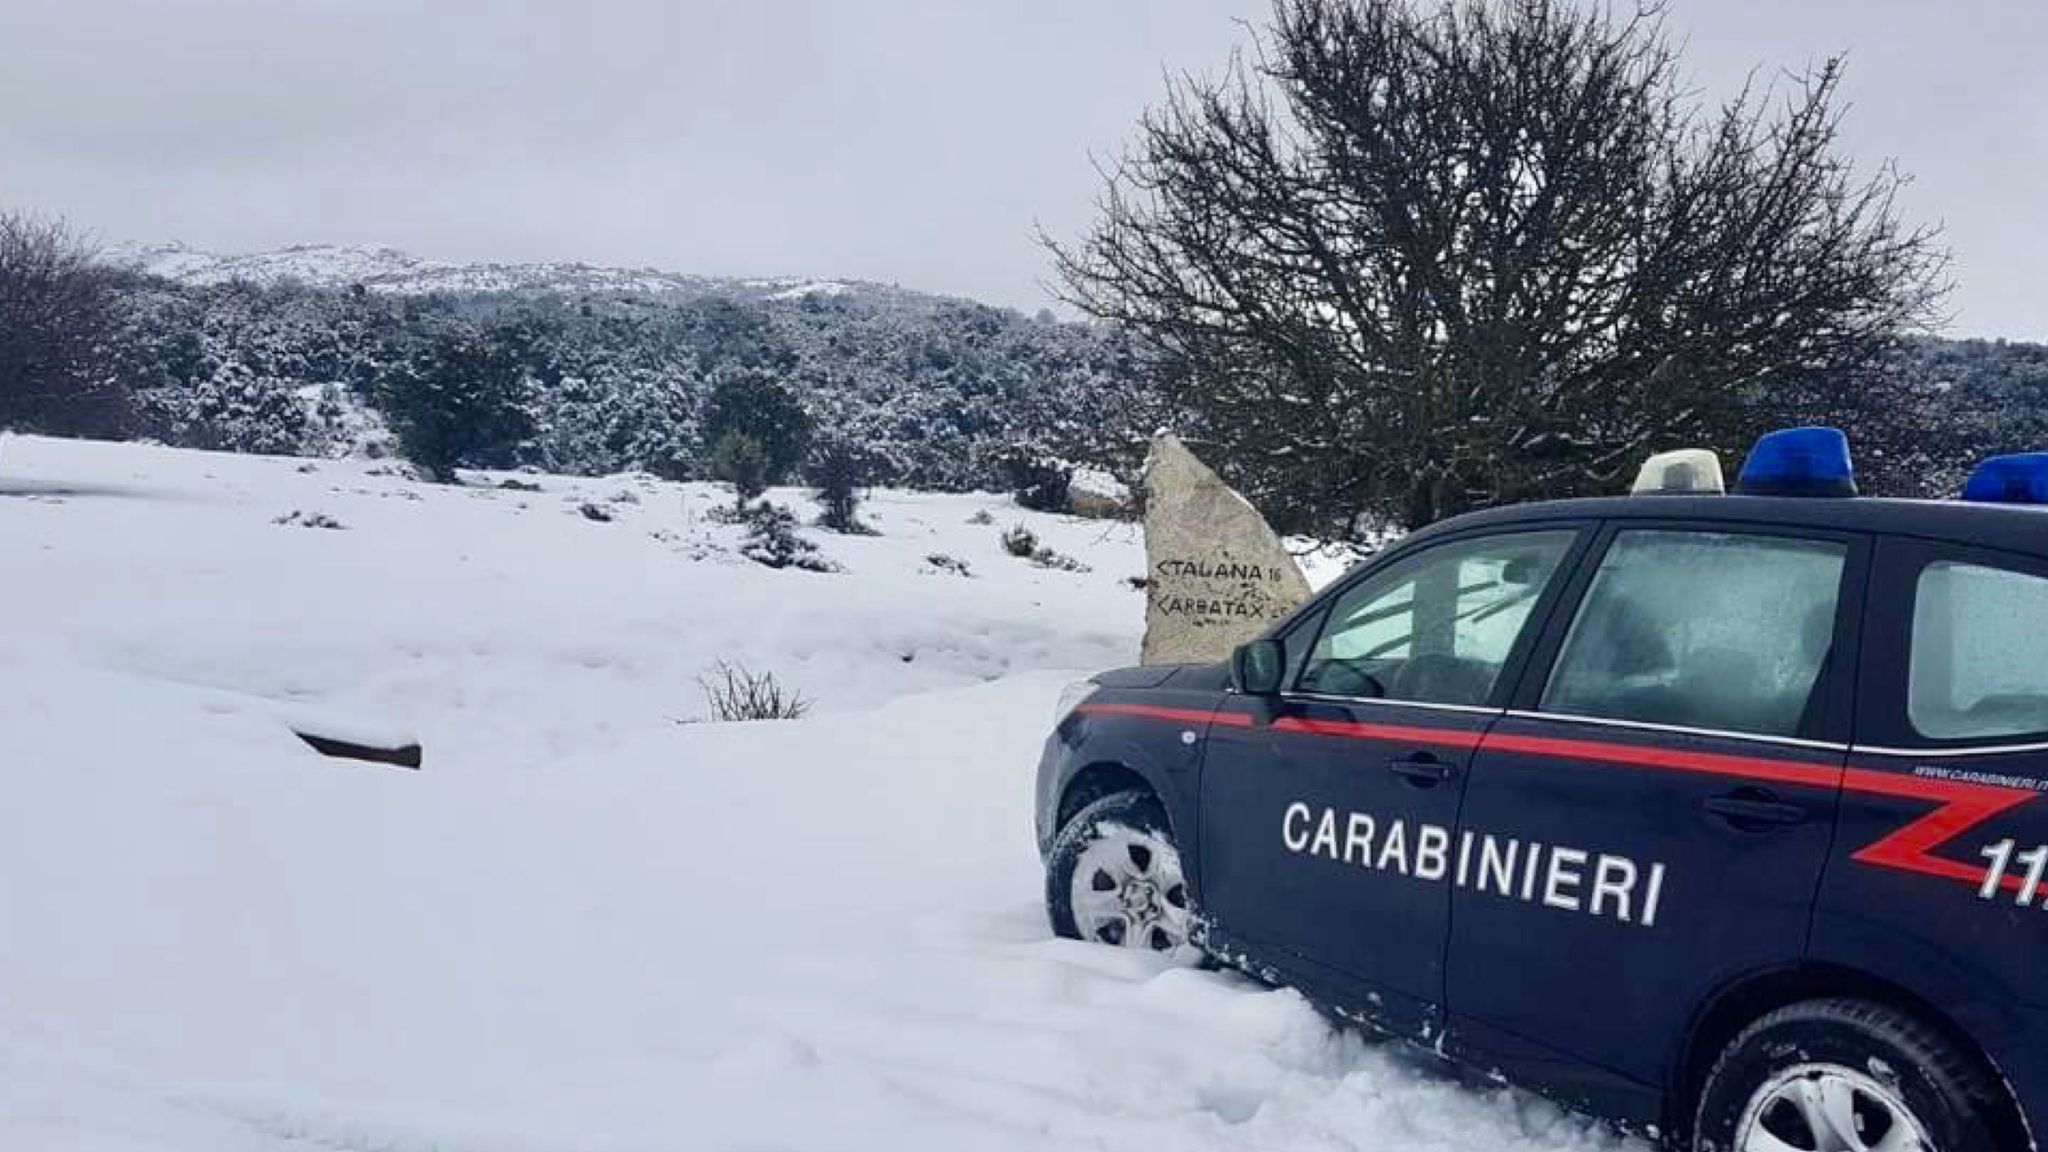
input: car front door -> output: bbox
[1445,524,1865,1107]
[1197,526,1586,1037]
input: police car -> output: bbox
[1035,429,2048,1152]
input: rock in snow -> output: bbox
[0,435,1641,1152]
[1141,434,1314,666]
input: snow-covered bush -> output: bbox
[740,503,839,573]
[273,510,346,529]
[999,524,1038,557]
[1031,548,1092,574]
[143,364,309,455]
[997,522,1090,572]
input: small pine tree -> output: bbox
[806,436,877,533]
[702,370,810,511]
[707,432,771,510]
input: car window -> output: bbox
[1910,560,2048,741]
[1278,604,1329,688]
[1542,531,1845,738]
[1296,531,1575,706]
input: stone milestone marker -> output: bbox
[1141,435,1312,666]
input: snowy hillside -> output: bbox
[0,436,1639,1152]
[109,241,885,303]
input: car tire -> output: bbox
[1046,790,1196,955]
[1692,997,2004,1152]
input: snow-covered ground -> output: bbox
[0,435,1641,1152]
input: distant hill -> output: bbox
[103,243,1164,493]
[106,241,935,308]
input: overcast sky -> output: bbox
[3,0,2043,339]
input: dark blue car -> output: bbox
[1035,431,2048,1151]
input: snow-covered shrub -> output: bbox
[923,553,972,577]
[273,510,346,529]
[577,502,614,522]
[698,660,810,722]
[140,363,310,455]
[965,509,995,526]
[998,522,1090,572]
[1032,548,1092,574]
[740,503,839,573]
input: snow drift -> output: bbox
[0,435,1640,1151]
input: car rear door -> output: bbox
[1813,537,2048,1076]
[1444,522,1867,1106]
[1196,526,1588,1039]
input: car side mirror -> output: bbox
[1233,639,1287,696]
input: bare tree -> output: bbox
[1050,0,1948,531]
[0,211,133,437]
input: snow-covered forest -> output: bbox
[105,243,1169,494]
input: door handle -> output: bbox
[1702,792,1808,831]
[1389,755,1455,787]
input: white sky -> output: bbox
[2,0,2042,339]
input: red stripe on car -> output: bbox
[1269,715,1486,749]
[1479,731,1842,790]
[1841,767,2037,892]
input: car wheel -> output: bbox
[1046,790,1193,954]
[1692,998,2003,1152]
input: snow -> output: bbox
[766,279,853,301]
[1069,465,1131,505]
[105,242,884,305]
[0,435,1644,1152]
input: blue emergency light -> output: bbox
[1734,427,1857,498]
[1961,453,2048,504]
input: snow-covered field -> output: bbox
[0,436,1641,1152]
